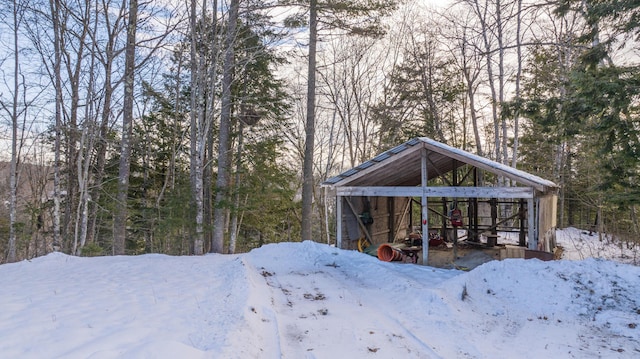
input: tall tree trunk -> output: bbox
[62,2,91,250]
[465,66,482,156]
[189,0,209,255]
[6,0,21,263]
[496,0,508,167]
[471,0,500,161]
[87,4,124,247]
[113,0,137,255]
[74,124,94,255]
[86,77,112,247]
[511,0,523,168]
[212,0,239,253]
[156,48,184,221]
[74,17,100,255]
[156,48,184,228]
[301,0,318,241]
[228,122,244,254]
[204,1,219,253]
[203,120,214,253]
[50,0,62,252]
[189,0,200,254]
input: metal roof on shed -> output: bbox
[322,137,557,193]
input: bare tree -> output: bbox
[72,1,103,255]
[188,0,203,255]
[86,0,130,249]
[440,8,484,155]
[203,0,220,255]
[211,0,240,253]
[49,0,63,252]
[1,0,52,262]
[188,0,221,255]
[1,0,25,263]
[298,0,397,241]
[113,0,138,255]
[301,0,319,241]
[463,0,503,161]
[511,0,523,168]
[456,0,531,164]
[26,0,95,252]
[318,36,384,168]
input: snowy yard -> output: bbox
[0,228,639,358]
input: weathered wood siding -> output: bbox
[340,196,411,249]
[538,194,558,251]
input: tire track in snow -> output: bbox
[230,257,290,359]
[327,258,493,358]
[329,262,448,358]
[253,260,443,358]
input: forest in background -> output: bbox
[0,0,639,263]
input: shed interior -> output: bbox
[324,138,559,267]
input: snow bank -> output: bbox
[0,234,638,358]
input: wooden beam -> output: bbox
[330,144,423,187]
[336,196,343,249]
[344,197,373,244]
[336,186,534,199]
[528,198,536,249]
[393,198,411,242]
[420,138,556,192]
[459,165,474,185]
[421,148,429,265]
[426,154,452,185]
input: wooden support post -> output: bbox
[336,196,342,249]
[421,148,429,265]
[393,198,411,242]
[519,198,526,246]
[490,198,498,237]
[441,197,447,240]
[472,168,479,241]
[345,197,373,244]
[528,198,536,249]
[468,198,477,242]
[388,197,395,243]
[452,163,458,258]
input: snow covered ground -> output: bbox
[1,228,639,358]
[556,227,640,265]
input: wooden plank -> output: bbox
[330,143,424,187]
[420,138,557,192]
[336,186,534,199]
[528,198,536,249]
[344,197,373,244]
[324,138,558,193]
[336,195,342,248]
[394,198,411,241]
[421,148,429,265]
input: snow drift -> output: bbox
[1,230,639,358]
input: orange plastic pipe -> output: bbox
[377,243,403,262]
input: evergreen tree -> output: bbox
[281,0,398,241]
[112,7,295,254]
[555,0,640,206]
[520,0,640,237]
[371,24,466,148]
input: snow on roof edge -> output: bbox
[418,137,558,189]
[322,137,558,191]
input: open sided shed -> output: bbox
[322,137,559,266]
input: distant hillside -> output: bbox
[0,161,54,262]
[0,161,53,207]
